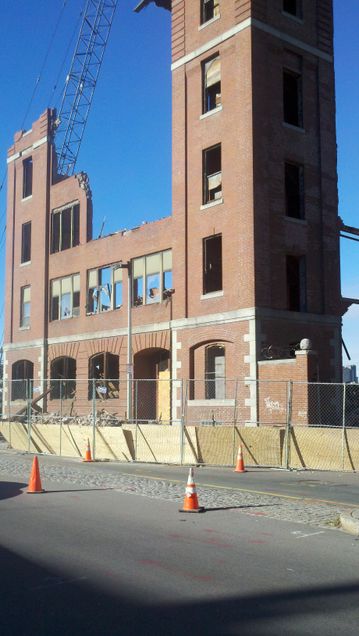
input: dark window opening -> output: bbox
[285,162,304,219]
[201,0,219,24]
[203,234,222,294]
[50,357,76,400]
[287,255,306,312]
[88,352,119,400]
[23,157,33,198]
[203,144,222,203]
[205,345,225,399]
[20,286,31,328]
[283,0,302,18]
[283,69,302,127]
[12,360,33,400]
[203,56,221,113]
[51,203,80,253]
[21,222,31,263]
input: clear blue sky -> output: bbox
[0,0,357,371]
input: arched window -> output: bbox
[50,357,76,400]
[12,360,33,400]
[88,352,119,400]
[205,345,225,399]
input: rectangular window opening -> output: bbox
[87,265,123,314]
[23,157,33,198]
[286,255,306,312]
[21,222,31,263]
[285,162,304,219]
[132,250,172,307]
[283,0,302,18]
[20,286,31,328]
[50,203,80,254]
[203,56,221,113]
[50,274,80,321]
[283,69,302,127]
[201,0,219,24]
[203,234,222,294]
[203,144,222,204]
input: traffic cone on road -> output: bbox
[179,467,205,513]
[83,438,94,462]
[234,444,247,473]
[27,456,45,494]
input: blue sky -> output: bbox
[0,0,357,371]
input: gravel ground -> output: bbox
[0,449,348,531]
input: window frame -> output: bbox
[86,265,123,314]
[283,68,303,128]
[200,0,220,25]
[285,161,305,219]
[20,285,31,328]
[22,157,33,199]
[203,234,222,295]
[282,0,302,19]
[132,250,172,307]
[12,359,33,400]
[21,221,32,264]
[205,344,225,399]
[88,352,119,400]
[50,202,80,254]
[202,54,221,114]
[50,357,76,400]
[50,274,80,321]
[286,254,307,312]
[203,144,222,204]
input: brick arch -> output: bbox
[87,336,124,358]
[132,330,170,355]
[48,341,80,361]
[189,337,233,352]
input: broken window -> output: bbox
[87,265,123,314]
[50,274,80,321]
[20,286,31,328]
[203,144,222,203]
[132,250,172,306]
[203,234,222,294]
[23,157,33,198]
[50,203,80,253]
[50,357,76,400]
[88,352,119,400]
[201,0,219,24]
[286,255,306,311]
[205,345,225,399]
[12,359,33,400]
[283,68,303,127]
[285,162,304,219]
[21,221,31,263]
[203,56,221,113]
[283,0,302,18]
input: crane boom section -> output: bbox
[55,0,118,176]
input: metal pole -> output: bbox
[284,380,293,469]
[342,382,346,470]
[126,262,133,421]
[27,379,31,453]
[92,378,96,460]
[59,380,63,457]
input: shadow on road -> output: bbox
[1,544,359,635]
[0,481,27,500]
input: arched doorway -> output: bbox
[134,348,171,423]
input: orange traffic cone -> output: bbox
[27,456,45,494]
[83,438,94,462]
[179,467,205,513]
[234,444,247,473]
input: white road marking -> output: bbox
[291,530,325,539]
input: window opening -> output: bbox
[51,203,80,253]
[21,222,31,263]
[203,56,221,113]
[286,255,306,311]
[205,345,225,399]
[283,0,302,18]
[132,250,172,307]
[203,144,222,203]
[201,0,219,24]
[88,352,119,400]
[283,69,303,127]
[50,357,76,400]
[87,265,123,314]
[285,162,304,219]
[50,274,80,321]
[12,360,33,400]
[23,157,33,198]
[203,234,222,294]
[20,286,31,328]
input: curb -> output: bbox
[340,509,359,537]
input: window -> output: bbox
[132,250,172,307]
[283,69,303,127]
[23,157,33,198]
[50,357,76,400]
[87,265,123,314]
[51,274,80,321]
[285,162,304,219]
[88,352,119,400]
[203,234,222,294]
[203,56,221,113]
[12,360,33,400]
[286,255,306,311]
[201,0,219,24]
[205,345,225,399]
[203,144,222,203]
[21,222,31,263]
[50,203,80,253]
[20,286,31,328]
[283,0,302,18]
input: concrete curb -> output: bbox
[340,509,359,536]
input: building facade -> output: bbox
[3,0,344,424]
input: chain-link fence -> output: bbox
[1,378,359,470]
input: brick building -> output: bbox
[3,0,344,424]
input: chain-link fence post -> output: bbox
[7,380,12,448]
[26,378,31,453]
[180,380,186,466]
[284,380,293,469]
[59,380,63,457]
[134,379,138,461]
[232,380,239,466]
[342,382,346,470]
[92,378,96,460]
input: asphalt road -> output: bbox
[1,471,359,635]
